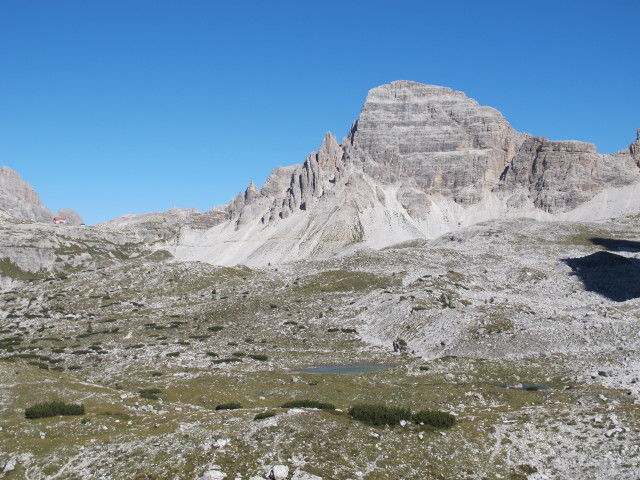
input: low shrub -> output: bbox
[212,357,242,364]
[249,354,268,361]
[348,403,411,426]
[139,387,160,398]
[413,410,456,429]
[205,351,218,357]
[28,361,49,370]
[166,352,180,357]
[139,388,161,394]
[189,335,209,340]
[25,401,85,419]
[215,402,242,410]
[281,400,335,410]
[341,328,357,334]
[207,326,224,332]
[254,411,276,420]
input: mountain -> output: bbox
[0,166,84,225]
[170,81,640,266]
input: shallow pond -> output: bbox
[292,364,392,375]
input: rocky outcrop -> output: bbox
[0,166,84,224]
[0,166,53,222]
[171,81,640,266]
[100,207,225,244]
[498,136,639,212]
[55,208,84,225]
[630,128,640,166]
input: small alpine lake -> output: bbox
[291,364,393,375]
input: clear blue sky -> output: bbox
[1,0,638,225]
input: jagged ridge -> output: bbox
[169,81,640,266]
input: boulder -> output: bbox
[291,470,322,480]
[269,465,289,480]
[200,470,227,480]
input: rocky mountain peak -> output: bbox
[0,166,83,224]
[168,81,640,266]
[630,128,640,164]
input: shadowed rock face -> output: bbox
[0,166,83,224]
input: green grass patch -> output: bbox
[298,270,390,293]
[215,402,242,410]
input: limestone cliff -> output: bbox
[167,81,640,265]
[0,166,84,224]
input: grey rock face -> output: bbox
[498,136,639,213]
[100,207,225,243]
[0,166,52,222]
[0,166,84,224]
[55,208,84,225]
[171,81,640,266]
[351,81,519,204]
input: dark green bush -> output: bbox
[349,403,411,426]
[216,402,242,410]
[413,410,456,429]
[166,352,180,357]
[139,388,162,394]
[419,366,429,371]
[25,401,85,419]
[281,400,335,410]
[341,328,357,334]
[140,392,159,400]
[249,354,268,361]
[254,411,276,420]
[189,335,209,340]
[205,351,218,357]
[207,326,224,332]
